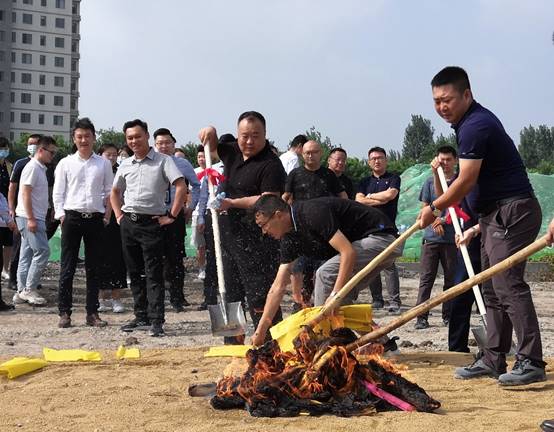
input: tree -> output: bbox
[179,141,201,166]
[402,115,435,162]
[97,128,126,148]
[519,125,554,170]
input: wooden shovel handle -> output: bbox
[345,235,549,353]
[307,221,420,328]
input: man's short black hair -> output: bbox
[368,146,387,158]
[38,135,57,149]
[329,147,347,158]
[219,133,236,145]
[72,117,96,136]
[29,133,42,141]
[123,119,148,134]
[153,127,176,143]
[290,134,308,149]
[97,143,118,155]
[196,144,205,154]
[237,111,266,129]
[253,194,289,217]
[436,145,457,158]
[431,66,471,94]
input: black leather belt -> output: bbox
[66,210,103,219]
[479,192,535,217]
[124,212,160,223]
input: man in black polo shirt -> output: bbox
[198,111,287,344]
[249,195,402,346]
[356,146,401,313]
[327,147,355,199]
[420,66,545,386]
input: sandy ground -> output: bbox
[1,261,553,431]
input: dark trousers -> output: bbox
[448,247,482,352]
[162,210,186,306]
[58,212,103,316]
[120,214,165,323]
[10,208,59,288]
[202,212,217,305]
[100,214,127,290]
[480,197,544,372]
[415,241,458,320]
[219,213,282,341]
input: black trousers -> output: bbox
[480,197,544,372]
[448,246,482,352]
[162,210,186,306]
[10,207,59,288]
[100,214,127,290]
[219,213,282,341]
[202,212,218,305]
[58,212,104,316]
[120,214,165,323]
[415,241,458,320]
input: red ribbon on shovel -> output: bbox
[445,204,470,225]
[197,168,225,186]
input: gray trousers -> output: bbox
[368,263,401,306]
[314,234,403,307]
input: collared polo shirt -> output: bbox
[15,158,49,221]
[53,152,114,219]
[337,173,354,199]
[218,140,286,200]
[357,171,401,222]
[285,166,344,201]
[454,101,533,213]
[165,155,200,212]
[280,197,397,264]
[419,176,455,244]
[113,147,183,215]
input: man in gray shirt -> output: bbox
[111,119,186,337]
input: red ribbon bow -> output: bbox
[197,168,225,186]
[445,204,471,225]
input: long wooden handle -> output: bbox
[437,167,487,316]
[307,221,420,328]
[344,235,549,353]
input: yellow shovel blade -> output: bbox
[43,347,102,362]
[0,357,48,379]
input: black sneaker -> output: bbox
[0,299,15,312]
[171,303,185,313]
[388,304,401,315]
[149,323,165,337]
[383,336,400,353]
[372,300,384,310]
[498,358,546,386]
[120,318,150,332]
[454,358,503,380]
[414,317,429,330]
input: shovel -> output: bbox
[268,221,420,343]
[436,167,488,349]
[203,142,246,337]
[304,235,549,378]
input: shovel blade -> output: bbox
[471,325,488,350]
[208,301,247,337]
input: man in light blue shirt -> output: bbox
[154,128,200,311]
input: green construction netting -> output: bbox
[396,164,554,260]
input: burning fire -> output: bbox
[211,327,441,417]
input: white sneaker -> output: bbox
[12,292,26,304]
[197,269,206,280]
[98,299,112,312]
[112,299,125,313]
[19,288,47,305]
[2,270,10,281]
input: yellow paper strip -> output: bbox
[0,357,48,379]
[204,345,253,358]
[43,347,102,362]
[116,345,140,359]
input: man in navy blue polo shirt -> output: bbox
[356,147,401,313]
[419,66,545,386]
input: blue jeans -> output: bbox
[16,217,50,292]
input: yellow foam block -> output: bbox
[43,347,102,362]
[0,357,48,379]
[116,345,140,360]
[204,345,253,358]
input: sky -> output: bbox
[79,0,554,159]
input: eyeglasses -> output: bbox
[369,156,385,162]
[41,147,57,156]
[256,211,276,231]
[329,156,346,164]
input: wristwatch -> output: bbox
[429,202,441,217]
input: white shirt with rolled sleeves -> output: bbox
[53,153,114,219]
[279,150,299,175]
[113,147,183,215]
[15,158,49,221]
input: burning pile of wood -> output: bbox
[210,327,441,417]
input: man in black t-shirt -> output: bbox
[328,147,355,200]
[198,111,287,344]
[249,195,402,346]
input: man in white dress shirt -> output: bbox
[279,134,307,174]
[53,118,113,328]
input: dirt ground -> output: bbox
[1,261,553,431]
